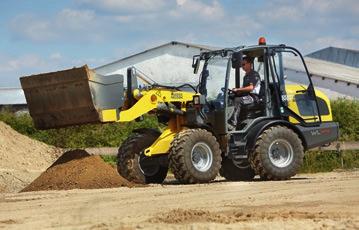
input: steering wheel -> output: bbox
[221,87,233,93]
[221,87,236,98]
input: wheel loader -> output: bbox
[20,38,339,184]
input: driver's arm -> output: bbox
[232,84,254,94]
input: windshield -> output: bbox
[201,56,231,100]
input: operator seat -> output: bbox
[240,80,266,119]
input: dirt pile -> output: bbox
[22,150,134,192]
[0,121,61,193]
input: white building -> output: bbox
[95,41,359,99]
[95,41,219,86]
[1,41,358,108]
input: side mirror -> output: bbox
[231,52,242,68]
[192,57,200,74]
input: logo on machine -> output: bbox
[171,92,183,99]
[310,128,331,136]
[310,130,320,136]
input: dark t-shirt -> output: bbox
[243,70,261,94]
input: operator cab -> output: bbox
[192,37,326,135]
[227,39,327,132]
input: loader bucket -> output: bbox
[20,65,124,130]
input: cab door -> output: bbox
[268,47,321,125]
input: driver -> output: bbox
[228,56,261,130]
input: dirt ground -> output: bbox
[0,170,358,230]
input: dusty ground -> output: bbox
[0,171,358,230]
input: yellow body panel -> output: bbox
[101,109,119,121]
[144,117,187,156]
[285,85,333,123]
[143,128,177,156]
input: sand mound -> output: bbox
[22,150,134,192]
[0,121,61,193]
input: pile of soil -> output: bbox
[22,149,134,192]
[0,121,61,193]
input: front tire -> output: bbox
[250,126,304,180]
[169,129,222,184]
[117,129,168,184]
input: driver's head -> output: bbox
[241,56,253,73]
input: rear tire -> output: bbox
[169,129,222,184]
[250,126,304,180]
[220,158,255,181]
[117,129,168,184]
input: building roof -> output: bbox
[286,57,359,85]
[307,46,359,68]
[96,41,359,86]
[95,41,220,70]
[0,88,26,105]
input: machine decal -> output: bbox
[171,92,183,99]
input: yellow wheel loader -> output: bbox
[20,39,339,184]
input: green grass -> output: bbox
[100,155,117,167]
[331,99,359,141]
[0,110,159,148]
[300,150,359,173]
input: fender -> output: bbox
[245,119,308,152]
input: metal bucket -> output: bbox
[20,65,124,129]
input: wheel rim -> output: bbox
[191,142,213,172]
[268,139,294,168]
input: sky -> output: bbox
[0,0,358,87]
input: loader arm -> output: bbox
[101,88,197,157]
[100,89,197,123]
[101,88,198,157]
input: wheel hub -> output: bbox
[191,142,213,172]
[268,139,294,168]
